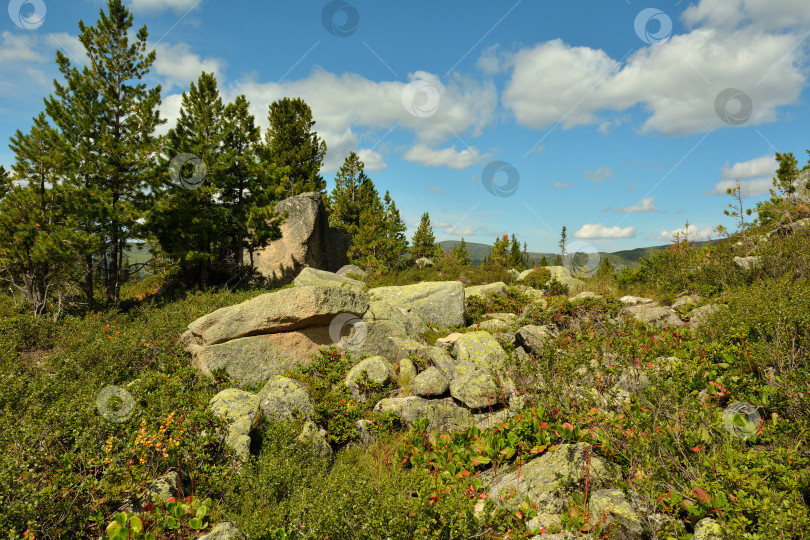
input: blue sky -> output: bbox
[2,0,809,253]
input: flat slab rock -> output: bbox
[368,281,465,327]
[373,396,473,433]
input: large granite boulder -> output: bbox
[352,301,428,359]
[199,522,248,540]
[250,191,350,285]
[181,286,369,388]
[515,325,554,356]
[410,366,449,397]
[587,489,646,539]
[344,356,396,401]
[454,331,509,372]
[336,264,367,279]
[368,281,465,327]
[621,304,684,328]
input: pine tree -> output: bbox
[597,257,614,280]
[44,0,164,304]
[263,97,326,198]
[451,237,472,266]
[491,235,509,267]
[411,212,437,261]
[1,115,93,316]
[329,151,375,233]
[539,254,549,266]
[559,225,568,264]
[381,191,408,269]
[508,234,524,270]
[147,72,228,288]
[220,94,282,269]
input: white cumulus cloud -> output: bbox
[573,223,636,239]
[615,197,659,213]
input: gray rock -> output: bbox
[450,369,502,409]
[689,303,726,329]
[570,291,601,301]
[526,513,562,533]
[415,257,434,268]
[557,276,587,295]
[134,471,178,511]
[621,304,684,328]
[398,357,418,384]
[355,419,376,446]
[515,325,555,356]
[507,268,521,279]
[185,285,368,347]
[424,346,461,380]
[209,389,260,460]
[693,517,723,540]
[488,443,612,513]
[298,420,332,458]
[518,269,537,281]
[435,332,462,350]
[386,336,431,362]
[368,281,465,327]
[454,331,509,372]
[588,489,646,540]
[733,256,762,270]
[546,266,571,280]
[465,282,507,299]
[411,366,450,397]
[336,264,367,279]
[472,318,510,331]
[199,522,248,540]
[354,301,428,359]
[293,267,364,290]
[619,295,655,306]
[345,356,395,402]
[258,375,314,421]
[672,294,703,309]
[373,396,473,432]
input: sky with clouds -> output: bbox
[1,0,809,253]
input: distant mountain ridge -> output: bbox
[437,240,713,268]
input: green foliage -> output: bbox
[520,268,551,289]
[411,212,438,261]
[101,496,212,539]
[262,97,326,198]
[545,276,569,297]
[465,287,535,324]
[508,234,525,271]
[450,237,472,266]
[490,235,509,267]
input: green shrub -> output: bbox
[520,267,551,289]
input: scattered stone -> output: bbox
[518,268,536,281]
[672,294,702,309]
[621,304,684,328]
[298,420,332,458]
[336,264,367,279]
[588,489,646,540]
[398,357,418,383]
[472,318,510,331]
[198,521,248,540]
[414,257,434,268]
[373,396,473,433]
[435,332,462,350]
[354,300,428,359]
[293,267,364,290]
[368,281,465,327]
[488,443,612,513]
[692,517,723,540]
[507,268,521,279]
[424,346,461,380]
[465,282,507,299]
[208,388,260,460]
[355,419,375,446]
[515,325,555,356]
[733,256,762,270]
[546,266,571,280]
[619,296,655,306]
[387,336,431,362]
[454,331,509,372]
[570,291,601,301]
[689,304,726,329]
[135,471,178,511]
[450,370,502,409]
[411,366,450,397]
[514,284,547,305]
[557,276,587,295]
[257,375,314,421]
[345,356,395,402]
[526,513,562,533]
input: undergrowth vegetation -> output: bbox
[1,224,810,538]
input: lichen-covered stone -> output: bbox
[588,489,645,540]
[450,369,502,409]
[186,285,369,346]
[454,331,509,372]
[619,295,654,306]
[345,356,395,401]
[488,443,613,513]
[473,318,510,331]
[411,366,449,397]
[398,357,418,384]
[298,420,332,458]
[689,303,726,329]
[693,517,723,540]
[621,304,684,328]
[198,521,248,540]
[546,266,571,280]
[209,388,260,459]
[258,375,314,421]
[293,267,364,290]
[336,264,367,279]
[373,396,473,433]
[465,282,507,299]
[515,325,554,356]
[353,301,427,359]
[368,281,465,327]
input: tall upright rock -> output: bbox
[250,192,350,285]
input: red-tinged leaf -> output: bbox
[695,487,711,504]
